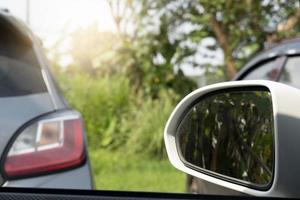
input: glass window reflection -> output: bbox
[177,89,274,186]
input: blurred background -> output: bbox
[1,0,300,193]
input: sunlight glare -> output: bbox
[29,0,116,46]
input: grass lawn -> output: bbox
[89,149,186,193]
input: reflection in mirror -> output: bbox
[177,88,274,187]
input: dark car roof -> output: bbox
[234,38,300,80]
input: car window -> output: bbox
[242,59,280,81]
[279,56,300,89]
[0,23,47,97]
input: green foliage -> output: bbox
[128,9,197,97]
[123,90,177,158]
[59,73,131,149]
[90,149,185,192]
[56,70,178,158]
[48,0,300,167]
[50,9,197,157]
[134,0,300,80]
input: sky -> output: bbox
[0,0,116,47]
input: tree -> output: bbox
[105,0,197,97]
[135,0,300,80]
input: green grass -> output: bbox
[89,149,186,193]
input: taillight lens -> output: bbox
[4,112,86,179]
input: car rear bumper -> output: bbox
[2,162,93,190]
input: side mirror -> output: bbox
[164,81,300,198]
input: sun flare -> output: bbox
[0,0,116,46]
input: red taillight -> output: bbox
[4,114,86,179]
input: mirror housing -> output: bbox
[164,80,300,197]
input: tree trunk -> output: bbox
[224,53,237,80]
[211,16,237,80]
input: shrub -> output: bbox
[57,71,178,158]
[59,73,131,149]
[123,90,177,158]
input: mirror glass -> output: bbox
[176,88,274,187]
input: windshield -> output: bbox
[0,0,299,197]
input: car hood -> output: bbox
[0,93,55,184]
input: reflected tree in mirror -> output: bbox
[177,88,274,186]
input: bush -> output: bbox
[123,90,177,158]
[59,73,131,149]
[57,71,178,158]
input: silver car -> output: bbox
[0,10,93,189]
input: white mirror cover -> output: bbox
[164,80,300,198]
